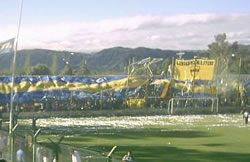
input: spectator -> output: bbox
[16,148,25,162]
[43,156,49,162]
[0,135,7,150]
[72,150,81,162]
[244,110,249,124]
[42,149,49,162]
[122,151,135,162]
[241,108,249,124]
[36,147,43,162]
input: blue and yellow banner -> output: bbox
[0,76,148,104]
[0,75,248,104]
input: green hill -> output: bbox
[0,47,205,74]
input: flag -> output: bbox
[0,38,15,54]
[174,58,216,81]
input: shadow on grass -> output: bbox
[38,128,250,162]
[62,128,216,143]
[92,145,250,162]
[202,143,226,147]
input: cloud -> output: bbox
[150,35,161,41]
[1,13,250,52]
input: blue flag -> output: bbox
[0,38,15,54]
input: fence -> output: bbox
[0,130,120,162]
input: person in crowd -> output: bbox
[42,149,50,162]
[72,150,81,162]
[122,151,135,162]
[43,156,49,162]
[241,108,249,124]
[0,135,7,151]
[36,147,43,162]
[16,147,25,162]
[244,110,249,124]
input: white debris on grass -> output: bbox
[18,114,244,130]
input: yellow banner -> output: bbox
[174,59,215,81]
[126,98,146,108]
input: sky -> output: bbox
[1,0,250,52]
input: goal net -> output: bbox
[167,97,219,115]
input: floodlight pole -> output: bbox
[176,52,184,59]
[9,0,24,134]
[9,1,24,162]
[125,59,131,102]
[237,57,242,106]
[192,56,198,96]
[232,54,242,106]
[172,57,175,77]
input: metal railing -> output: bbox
[0,130,120,162]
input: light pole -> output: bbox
[70,52,74,66]
[192,56,198,82]
[62,53,75,110]
[62,52,74,75]
[69,53,74,108]
[176,52,185,59]
[232,54,242,105]
[174,52,185,79]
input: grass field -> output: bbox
[19,114,250,162]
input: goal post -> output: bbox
[168,97,219,114]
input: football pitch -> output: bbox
[20,114,250,162]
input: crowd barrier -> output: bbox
[0,130,119,162]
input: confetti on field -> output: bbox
[19,114,245,130]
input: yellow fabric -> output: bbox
[174,59,215,81]
[160,82,170,98]
[0,77,148,94]
[151,79,171,98]
[126,98,146,108]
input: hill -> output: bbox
[89,47,199,72]
[0,47,201,74]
